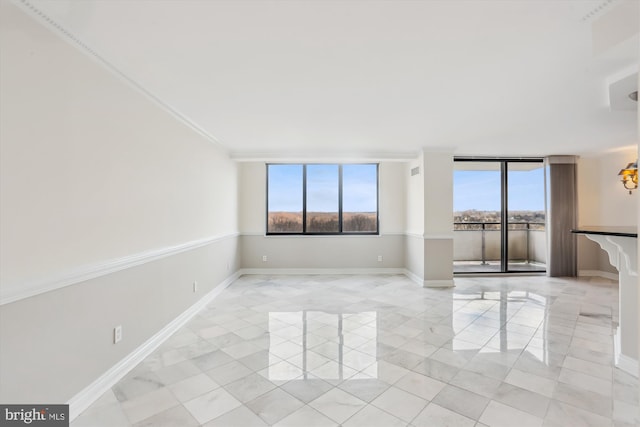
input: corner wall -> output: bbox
[0,2,239,405]
[405,154,425,282]
[404,151,454,287]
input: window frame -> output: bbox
[266,163,380,236]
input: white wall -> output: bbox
[577,148,638,275]
[239,161,406,269]
[0,2,238,404]
[405,155,425,280]
[578,149,638,227]
[406,154,424,235]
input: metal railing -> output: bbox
[454,221,545,265]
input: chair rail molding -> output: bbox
[0,232,240,305]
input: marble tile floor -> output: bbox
[72,274,640,427]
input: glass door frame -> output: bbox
[454,157,545,274]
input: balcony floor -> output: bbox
[454,261,546,274]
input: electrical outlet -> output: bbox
[378,255,383,262]
[114,325,122,344]
[262,255,268,262]
[193,281,198,292]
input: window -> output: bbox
[267,163,379,235]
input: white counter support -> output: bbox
[583,233,638,377]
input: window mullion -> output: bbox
[267,162,378,236]
[302,164,307,234]
[338,164,343,233]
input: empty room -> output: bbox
[1,0,639,426]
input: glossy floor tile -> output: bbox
[72,274,640,426]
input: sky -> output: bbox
[268,164,545,213]
[268,164,377,212]
[453,167,545,212]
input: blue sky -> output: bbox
[268,165,303,212]
[268,164,544,213]
[306,164,339,213]
[343,164,377,212]
[268,164,377,212]
[453,167,545,211]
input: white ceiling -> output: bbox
[22,0,639,159]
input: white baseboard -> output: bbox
[578,269,619,281]
[67,271,240,421]
[238,268,456,289]
[613,329,639,378]
[403,270,423,286]
[423,279,455,288]
[617,354,639,378]
[238,267,407,276]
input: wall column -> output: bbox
[422,150,454,287]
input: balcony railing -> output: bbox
[454,222,546,268]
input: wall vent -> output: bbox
[580,0,619,22]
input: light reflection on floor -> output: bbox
[268,311,378,381]
[71,274,639,427]
[451,290,549,365]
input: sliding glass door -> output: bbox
[453,159,546,274]
[507,162,546,272]
[453,161,503,273]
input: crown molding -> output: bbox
[12,0,228,152]
[230,151,419,162]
